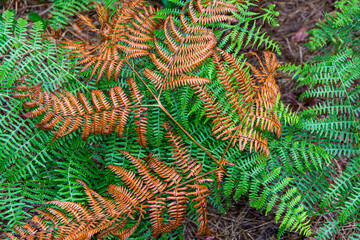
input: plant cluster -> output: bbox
[1,0,359,239]
[281,0,360,238]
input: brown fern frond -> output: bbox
[13,80,153,142]
[143,1,219,91]
[187,183,210,234]
[160,187,189,233]
[144,153,183,186]
[92,1,110,24]
[189,0,239,25]
[164,123,203,179]
[5,135,214,240]
[3,187,134,239]
[193,50,282,156]
[245,51,281,106]
[127,78,148,147]
[163,121,212,235]
[61,0,163,83]
[119,150,166,193]
[109,216,142,240]
[107,184,138,210]
[148,197,167,236]
[42,26,62,40]
[142,0,242,91]
[108,164,155,203]
[110,146,211,237]
[4,124,215,239]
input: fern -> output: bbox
[49,0,90,28]
[0,11,76,87]
[61,0,163,83]
[0,8,108,231]
[3,125,214,239]
[0,0,322,239]
[281,0,360,238]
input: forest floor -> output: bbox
[1,0,346,239]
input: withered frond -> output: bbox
[3,181,136,240]
[189,0,239,25]
[13,79,147,146]
[4,125,214,239]
[61,0,163,83]
[144,152,183,186]
[143,1,221,91]
[245,51,281,106]
[127,78,148,147]
[163,121,212,235]
[143,0,241,91]
[193,50,282,156]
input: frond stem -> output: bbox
[220,125,241,162]
[120,52,225,172]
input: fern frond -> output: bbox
[0,10,76,87]
[143,11,215,90]
[213,1,280,55]
[194,50,281,156]
[4,124,214,239]
[61,0,163,83]
[297,49,360,157]
[49,0,89,28]
[127,78,148,147]
[13,79,149,146]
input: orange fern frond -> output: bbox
[163,121,212,235]
[118,150,166,194]
[144,152,183,186]
[2,180,136,240]
[127,78,148,147]
[143,0,242,91]
[13,79,148,144]
[245,51,281,105]
[189,0,239,25]
[4,125,215,239]
[109,146,211,237]
[143,1,219,91]
[164,123,203,179]
[61,0,162,83]
[193,50,282,156]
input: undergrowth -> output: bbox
[0,0,359,239]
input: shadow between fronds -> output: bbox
[3,122,215,240]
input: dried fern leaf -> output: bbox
[4,125,214,239]
[127,78,148,147]
[245,51,281,106]
[61,0,162,83]
[143,1,222,91]
[163,121,212,234]
[194,50,281,156]
[13,81,152,142]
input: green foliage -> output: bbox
[0,11,77,87]
[0,9,112,232]
[307,0,360,51]
[3,0,360,239]
[213,1,280,55]
[49,0,90,28]
[281,0,360,238]
[298,48,360,157]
